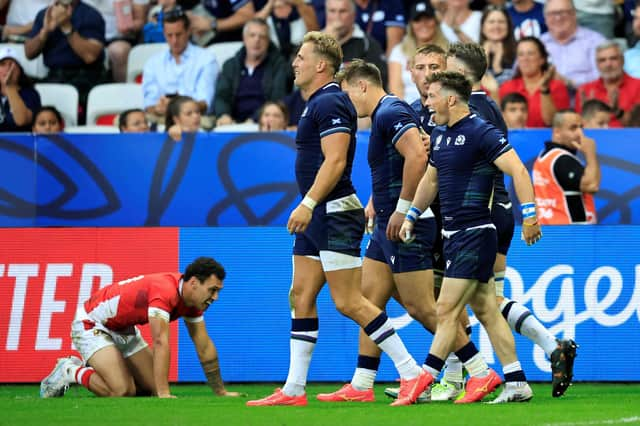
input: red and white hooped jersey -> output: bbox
[83,272,204,332]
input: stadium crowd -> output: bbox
[0,0,638,132]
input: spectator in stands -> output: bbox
[257,100,288,131]
[322,0,387,85]
[214,18,288,126]
[624,3,640,78]
[84,0,150,82]
[574,0,616,39]
[500,92,528,129]
[118,108,150,132]
[32,105,64,133]
[166,95,201,141]
[0,0,50,42]
[499,36,570,127]
[0,46,41,132]
[186,0,255,44]
[257,0,320,61]
[440,0,482,43]
[480,4,517,85]
[388,1,448,102]
[533,109,600,224]
[24,0,107,122]
[576,41,640,127]
[540,0,606,89]
[353,0,406,57]
[143,0,177,43]
[581,98,613,128]
[507,0,547,40]
[142,8,218,124]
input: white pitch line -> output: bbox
[544,416,640,426]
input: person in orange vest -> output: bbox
[532,110,601,224]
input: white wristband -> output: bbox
[301,195,317,210]
[395,198,411,214]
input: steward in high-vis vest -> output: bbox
[532,110,601,224]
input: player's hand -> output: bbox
[386,211,405,242]
[399,219,415,243]
[521,220,542,246]
[364,197,375,234]
[158,393,177,399]
[287,203,313,234]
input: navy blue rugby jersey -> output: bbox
[295,82,357,201]
[369,95,420,217]
[469,91,511,206]
[429,114,512,231]
[410,98,437,135]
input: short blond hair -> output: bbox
[302,31,343,75]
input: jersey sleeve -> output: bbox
[182,306,205,323]
[314,94,354,139]
[481,127,512,163]
[147,280,174,322]
[381,104,418,147]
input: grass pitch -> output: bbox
[2,383,640,426]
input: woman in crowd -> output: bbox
[480,5,517,85]
[388,1,448,102]
[258,100,288,131]
[32,106,64,134]
[499,36,570,127]
[440,0,482,43]
[166,95,202,141]
[0,47,41,132]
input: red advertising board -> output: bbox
[0,228,179,382]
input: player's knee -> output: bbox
[333,298,356,317]
[108,382,136,397]
[405,300,435,324]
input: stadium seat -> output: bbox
[0,43,48,79]
[213,122,259,132]
[126,42,167,83]
[86,83,144,126]
[207,41,243,67]
[35,83,79,126]
[64,125,120,134]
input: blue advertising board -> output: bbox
[1,129,639,226]
[176,226,640,383]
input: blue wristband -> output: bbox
[521,202,536,219]
[405,206,422,223]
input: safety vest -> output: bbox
[532,147,597,224]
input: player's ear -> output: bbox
[316,58,326,73]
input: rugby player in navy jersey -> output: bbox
[400,71,542,404]
[247,32,430,407]
[316,60,497,404]
[409,44,447,136]
[446,43,577,398]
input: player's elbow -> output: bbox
[325,156,347,173]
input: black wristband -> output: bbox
[615,109,624,119]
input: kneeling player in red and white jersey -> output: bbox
[40,257,243,399]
